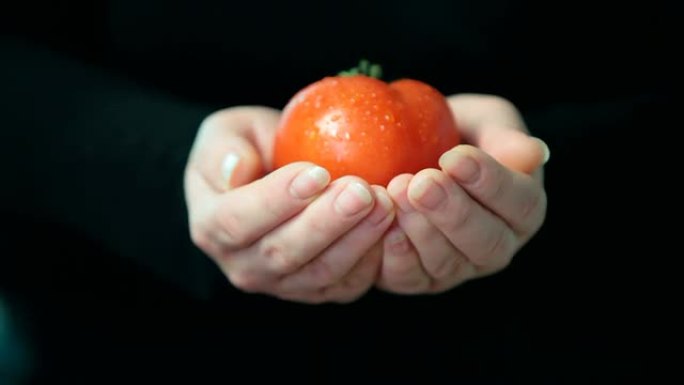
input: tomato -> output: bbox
[273,66,460,186]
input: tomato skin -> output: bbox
[273,75,460,186]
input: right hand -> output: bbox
[184,107,395,303]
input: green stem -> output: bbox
[339,59,383,79]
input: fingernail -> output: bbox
[409,176,446,210]
[440,149,479,184]
[221,152,240,188]
[386,227,410,254]
[290,166,331,199]
[334,182,373,216]
[367,190,394,225]
[533,138,551,164]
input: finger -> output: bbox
[407,168,518,271]
[203,135,262,192]
[377,225,432,294]
[388,173,476,283]
[447,94,550,174]
[240,176,375,276]
[390,172,467,280]
[190,106,281,191]
[186,171,227,260]
[323,241,384,303]
[277,186,394,292]
[439,145,547,236]
[281,242,384,304]
[376,175,432,294]
[206,162,331,251]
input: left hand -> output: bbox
[376,94,549,294]
[184,107,394,304]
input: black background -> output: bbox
[1,0,674,383]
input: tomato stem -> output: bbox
[339,59,383,79]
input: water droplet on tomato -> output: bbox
[305,129,317,139]
[316,110,344,139]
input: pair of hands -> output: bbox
[184,94,548,304]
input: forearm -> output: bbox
[1,37,218,298]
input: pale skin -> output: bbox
[184,94,548,303]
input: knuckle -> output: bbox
[260,241,299,273]
[216,211,250,248]
[189,222,237,262]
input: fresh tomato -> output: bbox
[273,63,460,186]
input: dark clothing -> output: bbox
[1,1,670,383]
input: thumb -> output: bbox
[476,127,550,174]
[216,135,263,189]
[190,114,264,193]
[447,94,550,174]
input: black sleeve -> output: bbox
[1,37,220,299]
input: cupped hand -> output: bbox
[184,107,395,303]
[377,94,549,294]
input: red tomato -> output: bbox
[273,71,460,186]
